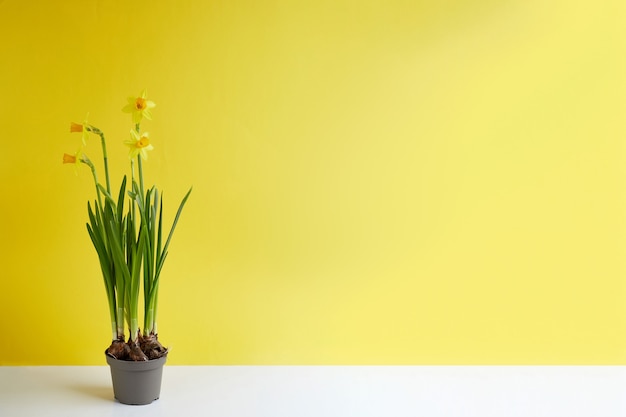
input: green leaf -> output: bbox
[97,184,117,208]
[116,175,127,223]
[161,187,192,262]
[152,188,191,283]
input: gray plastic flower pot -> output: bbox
[105,352,167,405]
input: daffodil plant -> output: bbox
[64,91,191,361]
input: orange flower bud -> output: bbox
[70,122,84,133]
[63,153,77,164]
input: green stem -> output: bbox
[88,126,112,194]
[116,306,125,339]
[130,159,137,229]
[135,123,145,197]
[105,282,117,341]
[138,157,145,198]
[134,124,148,337]
[110,321,117,342]
[144,308,154,336]
[144,281,160,335]
[130,318,140,342]
[152,284,159,335]
[81,157,103,212]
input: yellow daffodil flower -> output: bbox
[70,113,91,144]
[124,129,154,160]
[63,149,83,174]
[122,90,156,124]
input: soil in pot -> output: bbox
[106,332,168,361]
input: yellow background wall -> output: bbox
[1,0,625,365]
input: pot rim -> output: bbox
[105,351,168,371]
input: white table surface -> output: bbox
[1,366,625,416]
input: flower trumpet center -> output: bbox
[135,97,147,110]
[70,122,84,133]
[136,135,150,148]
[63,153,77,164]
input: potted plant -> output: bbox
[63,90,192,405]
